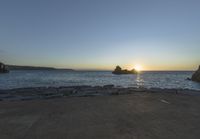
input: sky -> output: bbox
[0,0,200,70]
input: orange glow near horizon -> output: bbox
[20,62,198,71]
[134,64,143,71]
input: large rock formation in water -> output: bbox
[0,62,9,73]
[112,66,137,75]
[192,65,200,82]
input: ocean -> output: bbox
[0,70,200,90]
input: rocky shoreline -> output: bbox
[0,85,200,101]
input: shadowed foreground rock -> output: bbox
[192,65,200,82]
[0,90,200,139]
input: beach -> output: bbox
[1,0,200,138]
[0,86,200,139]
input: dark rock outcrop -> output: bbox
[192,65,200,82]
[112,66,138,75]
[103,84,114,89]
[0,62,9,73]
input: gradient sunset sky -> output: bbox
[0,0,200,70]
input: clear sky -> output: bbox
[0,0,200,70]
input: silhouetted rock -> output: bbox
[186,77,191,81]
[103,84,114,88]
[0,62,9,73]
[112,66,137,75]
[192,65,200,82]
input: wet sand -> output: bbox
[0,89,200,139]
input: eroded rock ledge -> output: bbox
[0,85,199,101]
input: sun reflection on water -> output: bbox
[136,74,144,87]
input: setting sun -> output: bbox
[134,64,143,71]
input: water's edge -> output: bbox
[0,85,200,101]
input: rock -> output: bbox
[103,85,114,89]
[186,77,191,81]
[112,66,137,75]
[192,65,200,82]
[0,62,9,73]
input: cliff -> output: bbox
[0,62,9,73]
[192,65,200,82]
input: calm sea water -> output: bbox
[0,70,200,90]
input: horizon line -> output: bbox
[4,63,197,72]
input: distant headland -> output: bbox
[0,62,74,72]
[8,65,75,71]
[112,66,138,75]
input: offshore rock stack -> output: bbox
[112,66,138,75]
[192,65,200,82]
[0,62,9,73]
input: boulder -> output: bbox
[103,84,114,89]
[192,65,200,82]
[112,66,137,75]
[0,62,9,73]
